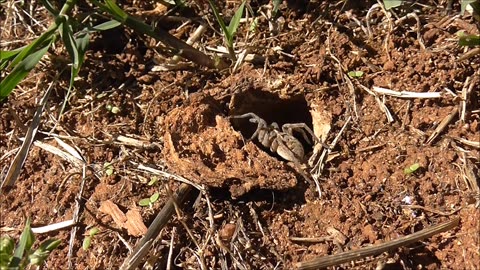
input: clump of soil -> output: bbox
[163,92,301,197]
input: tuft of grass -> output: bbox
[207,0,246,60]
[1,0,222,101]
[0,219,61,269]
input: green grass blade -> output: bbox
[40,0,60,16]
[59,20,80,69]
[91,20,121,31]
[90,0,221,68]
[272,0,281,17]
[0,48,25,70]
[207,0,231,42]
[227,1,245,39]
[74,31,90,72]
[9,219,35,268]
[0,45,50,100]
[383,0,403,10]
[28,239,61,265]
[0,48,24,61]
[9,22,58,69]
[103,0,129,21]
[461,0,477,14]
[459,34,480,46]
[0,237,15,267]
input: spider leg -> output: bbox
[229,112,267,141]
[282,123,316,143]
[282,123,330,149]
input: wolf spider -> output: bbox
[229,112,325,163]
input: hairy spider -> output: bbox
[229,112,323,163]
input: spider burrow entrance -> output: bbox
[228,90,317,163]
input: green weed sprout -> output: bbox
[82,227,100,250]
[347,70,364,78]
[103,162,114,176]
[383,0,403,10]
[139,192,160,207]
[404,163,421,175]
[0,219,61,269]
[207,0,246,60]
[106,104,121,114]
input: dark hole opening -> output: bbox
[228,89,314,158]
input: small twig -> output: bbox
[120,183,194,270]
[357,84,394,123]
[345,10,368,36]
[354,143,387,153]
[457,47,480,62]
[67,165,87,270]
[394,12,426,50]
[366,3,382,40]
[310,116,351,198]
[170,24,207,65]
[116,232,133,253]
[449,137,480,149]
[1,80,54,189]
[372,86,444,99]
[402,205,462,216]
[296,217,460,270]
[426,107,458,145]
[166,227,176,270]
[460,76,473,122]
[290,236,334,243]
[31,219,75,234]
[133,162,204,191]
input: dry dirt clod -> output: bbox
[162,93,298,197]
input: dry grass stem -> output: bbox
[1,82,53,189]
[120,183,193,270]
[290,236,335,243]
[366,3,382,40]
[394,12,426,50]
[450,137,480,149]
[372,86,444,99]
[310,116,351,197]
[357,84,394,122]
[166,227,175,270]
[401,205,462,216]
[133,162,204,191]
[31,220,75,234]
[296,217,460,270]
[114,135,157,149]
[67,166,87,269]
[460,76,473,122]
[171,24,207,65]
[426,107,458,145]
[32,140,86,169]
[457,47,480,62]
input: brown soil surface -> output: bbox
[1,1,479,269]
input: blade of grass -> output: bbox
[1,77,56,189]
[90,0,223,69]
[0,45,51,100]
[207,0,230,41]
[7,24,57,69]
[9,219,35,268]
[227,1,245,40]
[59,20,80,70]
[91,19,121,31]
[40,0,60,16]
[383,0,403,10]
[459,34,480,46]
